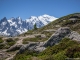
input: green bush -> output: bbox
[0,37,4,43]
[0,44,5,49]
[7,42,15,46]
[61,20,73,26]
[6,38,14,42]
[23,37,39,44]
[14,38,19,41]
[34,23,37,30]
[23,50,38,56]
[39,55,54,60]
[61,38,70,42]
[13,54,32,60]
[54,51,67,60]
[6,38,16,46]
[13,50,38,60]
[74,52,80,58]
[65,46,80,58]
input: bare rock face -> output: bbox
[67,31,80,41]
[44,27,71,47]
[18,27,80,54]
[18,42,46,53]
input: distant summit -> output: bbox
[0,14,57,36]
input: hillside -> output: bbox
[19,13,80,42]
[0,13,80,60]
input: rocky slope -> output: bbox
[18,27,80,53]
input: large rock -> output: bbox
[18,27,80,53]
[18,42,46,53]
[67,31,80,41]
[43,27,71,47]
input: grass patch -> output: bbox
[23,37,40,44]
[0,44,5,49]
[6,38,16,46]
[0,37,4,43]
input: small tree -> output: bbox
[34,23,37,30]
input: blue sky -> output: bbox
[0,0,80,20]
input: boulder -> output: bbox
[67,31,80,41]
[18,42,46,53]
[43,27,71,47]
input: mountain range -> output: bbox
[0,14,57,36]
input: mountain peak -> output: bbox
[17,16,20,18]
[0,14,57,36]
[0,17,7,22]
[29,16,37,19]
[10,17,15,20]
[16,17,21,20]
[42,14,50,17]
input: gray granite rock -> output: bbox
[67,31,80,41]
[18,42,46,53]
[44,27,71,47]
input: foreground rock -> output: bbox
[67,31,80,41]
[18,27,80,54]
[18,42,46,53]
[44,27,71,47]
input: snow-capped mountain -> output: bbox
[0,14,57,36]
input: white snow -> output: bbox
[2,28,10,35]
[0,14,58,36]
[25,14,58,26]
[18,21,22,24]
[8,20,17,27]
[2,22,7,25]
[16,28,28,34]
[18,17,21,20]
[16,29,22,34]
[25,14,58,29]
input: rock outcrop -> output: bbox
[44,27,71,47]
[18,42,46,53]
[67,31,80,41]
[18,27,80,53]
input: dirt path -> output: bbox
[5,54,16,60]
[4,35,36,60]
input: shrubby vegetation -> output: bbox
[0,44,5,49]
[23,36,48,44]
[0,37,5,49]
[13,50,38,60]
[13,38,80,60]
[0,37,4,43]
[23,37,39,44]
[34,23,37,30]
[6,38,16,46]
[61,20,73,26]
[0,38,16,49]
